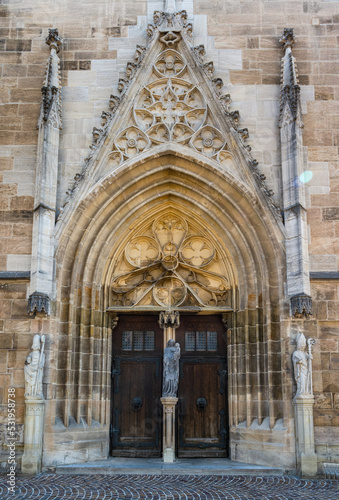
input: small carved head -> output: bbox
[296,332,306,350]
[32,334,41,351]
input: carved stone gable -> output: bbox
[60,10,281,222]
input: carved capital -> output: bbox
[291,294,312,318]
[159,311,180,329]
[279,28,295,51]
[45,28,62,53]
[27,292,50,316]
[111,314,119,331]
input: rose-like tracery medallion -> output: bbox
[110,214,231,309]
[154,277,186,307]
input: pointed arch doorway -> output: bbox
[108,209,232,458]
[110,312,228,458]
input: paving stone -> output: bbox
[0,473,339,499]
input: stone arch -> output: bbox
[45,151,293,468]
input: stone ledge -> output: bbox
[0,271,30,280]
[310,272,339,280]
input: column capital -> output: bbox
[111,314,119,330]
[159,310,180,329]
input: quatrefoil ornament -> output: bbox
[111,214,230,308]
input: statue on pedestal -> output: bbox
[24,334,45,399]
[163,339,180,397]
[292,332,315,398]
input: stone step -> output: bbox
[55,458,286,476]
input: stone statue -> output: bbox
[163,339,180,397]
[24,334,45,399]
[292,332,315,398]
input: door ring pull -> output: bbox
[196,397,207,411]
[132,397,143,411]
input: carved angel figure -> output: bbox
[24,334,45,399]
[292,333,314,398]
[163,340,180,397]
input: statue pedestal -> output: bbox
[160,397,178,463]
[294,396,317,477]
[21,399,45,474]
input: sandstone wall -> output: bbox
[0,0,338,470]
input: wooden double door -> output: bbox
[110,314,228,458]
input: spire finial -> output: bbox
[46,28,62,53]
[279,28,295,51]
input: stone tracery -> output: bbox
[110,47,230,163]
[110,214,230,309]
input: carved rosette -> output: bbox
[110,213,230,309]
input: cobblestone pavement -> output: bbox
[0,474,338,500]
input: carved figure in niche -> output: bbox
[24,334,45,399]
[292,332,315,398]
[163,339,180,397]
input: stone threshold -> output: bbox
[54,457,286,476]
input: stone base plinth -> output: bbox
[21,399,45,474]
[160,397,178,463]
[294,396,317,477]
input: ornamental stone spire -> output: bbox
[28,29,63,315]
[279,28,312,318]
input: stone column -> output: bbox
[160,397,178,463]
[21,400,45,474]
[294,396,317,477]
[159,311,180,462]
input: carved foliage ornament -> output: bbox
[110,214,230,309]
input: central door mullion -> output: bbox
[159,310,180,462]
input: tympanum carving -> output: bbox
[110,213,230,309]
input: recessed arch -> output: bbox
[48,150,293,469]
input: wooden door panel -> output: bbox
[111,315,162,458]
[178,358,227,457]
[176,315,228,458]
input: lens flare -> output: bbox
[299,171,313,184]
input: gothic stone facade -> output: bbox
[0,0,339,475]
